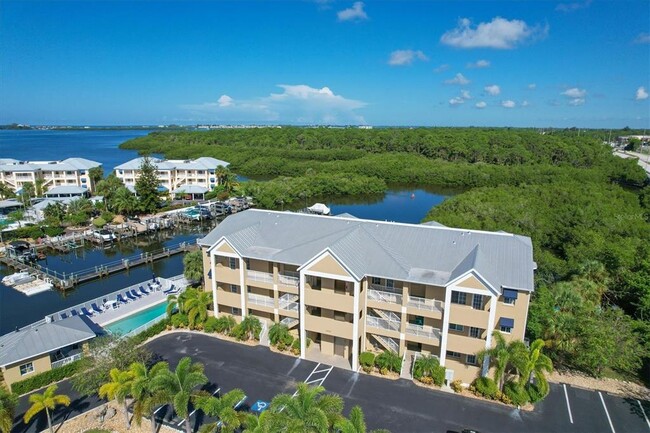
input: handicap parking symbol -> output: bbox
[251,400,270,413]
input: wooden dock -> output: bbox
[0,241,198,290]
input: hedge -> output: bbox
[130,318,170,345]
[472,376,498,400]
[11,359,85,395]
[503,381,530,406]
[359,352,375,367]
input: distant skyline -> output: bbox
[1,0,649,128]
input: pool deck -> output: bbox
[93,288,170,327]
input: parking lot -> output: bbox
[11,332,650,433]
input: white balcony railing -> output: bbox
[407,295,444,313]
[368,287,403,305]
[247,270,274,285]
[406,323,441,341]
[373,334,399,353]
[278,271,299,287]
[279,301,299,312]
[280,317,299,328]
[367,316,401,332]
[247,293,275,308]
[51,352,83,369]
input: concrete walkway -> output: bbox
[306,344,352,370]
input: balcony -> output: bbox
[305,288,354,313]
[278,271,299,287]
[445,333,486,354]
[405,323,441,345]
[371,334,399,353]
[279,293,299,311]
[51,352,83,369]
[216,290,241,308]
[366,316,401,335]
[448,304,489,329]
[407,295,443,317]
[247,293,275,308]
[368,285,403,306]
[304,315,353,338]
[246,270,274,285]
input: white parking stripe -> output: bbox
[599,392,616,433]
[320,365,334,385]
[562,384,574,424]
[638,400,650,430]
[178,387,221,426]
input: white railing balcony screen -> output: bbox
[248,293,275,308]
[246,270,274,284]
[278,272,299,286]
[368,287,403,305]
[406,323,441,341]
[374,334,399,352]
[407,295,444,313]
[279,301,299,311]
[367,316,401,332]
[279,293,298,303]
[51,352,83,369]
[280,317,299,327]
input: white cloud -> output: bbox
[568,98,585,106]
[562,87,587,98]
[555,0,591,13]
[484,84,501,96]
[475,101,487,109]
[388,50,428,66]
[445,73,470,85]
[440,17,548,49]
[522,100,530,107]
[182,84,367,124]
[634,33,650,44]
[337,2,368,22]
[460,90,471,100]
[467,59,490,68]
[636,86,649,101]
[528,83,537,90]
[217,95,233,107]
[434,64,450,73]
[501,100,516,108]
[449,97,465,106]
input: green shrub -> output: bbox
[204,317,219,333]
[230,323,245,340]
[277,341,287,351]
[451,379,463,393]
[42,226,64,237]
[359,352,376,368]
[131,318,169,345]
[269,323,293,346]
[503,381,529,406]
[92,217,106,228]
[412,355,444,385]
[472,376,498,400]
[375,350,402,373]
[525,382,548,403]
[215,315,236,334]
[101,211,115,223]
[11,359,85,395]
[171,313,189,328]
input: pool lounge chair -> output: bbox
[70,309,79,317]
[130,289,142,298]
[117,294,128,304]
[81,307,93,316]
[91,303,103,314]
[163,284,177,294]
[126,291,137,301]
[59,312,68,320]
[140,286,149,296]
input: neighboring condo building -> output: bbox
[0,158,101,194]
[199,210,536,384]
[114,157,230,197]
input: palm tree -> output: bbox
[335,406,366,433]
[151,356,208,433]
[515,339,554,396]
[268,323,292,346]
[34,178,48,197]
[112,186,137,216]
[240,316,262,341]
[167,288,192,318]
[99,367,135,429]
[0,386,18,433]
[195,389,246,433]
[130,361,169,433]
[269,383,343,433]
[184,289,213,328]
[411,355,440,381]
[23,385,71,433]
[0,183,15,200]
[477,331,527,392]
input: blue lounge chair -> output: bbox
[91,303,103,314]
[164,284,176,294]
[131,289,142,298]
[59,312,68,320]
[81,307,93,316]
[70,309,78,317]
[140,286,149,296]
[117,294,128,304]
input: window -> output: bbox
[449,323,464,332]
[500,325,512,333]
[469,327,481,338]
[334,280,346,294]
[231,307,241,315]
[504,297,516,305]
[472,294,483,310]
[244,258,250,269]
[447,351,461,359]
[371,277,381,285]
[451,291,466,305]
[466,354,477,365]
[229,258,237,269]
[386,279,394,289]
[499,318,514,334]
[308,276,322,290]
[334,311,346,321]
[20,362,34,376]
[230,284,239,293]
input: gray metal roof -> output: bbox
[115,156,229,171]
[0,316,96,367]
[199,210,535,293]
[44,185,88,196]
[0,158,100,173]
[172,184,209,194]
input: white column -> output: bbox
[439,285,453,366]
[483,295,498,377]
[299,271,307,360]
[351,280,360,371]
[210,252,218,315]
[239,258,246,319]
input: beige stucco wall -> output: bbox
[4,354,52,389]
[494,291,530,342]
[444,358,481,384]
[215,242,236,255]
[306,254,352,278]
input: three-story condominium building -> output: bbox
[199,210,536,384]
[114,157,229,198]
[0,158,101,193]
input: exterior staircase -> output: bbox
[370,333,399,353]
[280,316,299,330]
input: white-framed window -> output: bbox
[449,323,464,332]
[447,351,461,359]
[504,297,516,305]
[386,279,394,289]
[500,325,512,334]
[229,258,237,269]
[19,362,34,376]
[371,277,381,285]
[469,327,481,338]
[451,291,466,305]
[472,294,483,309]
[230,284,238,293]
[466,354,477,365]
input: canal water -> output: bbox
[0,130,456,335]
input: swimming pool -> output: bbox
[104,302,168,336]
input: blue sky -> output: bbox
[1,0,649,127]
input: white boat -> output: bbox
[308,203,331,215]
[2,271,32,286]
